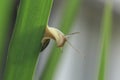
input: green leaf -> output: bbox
[0,0,16,77]
[98,2,113,80]
[3,0,53,80]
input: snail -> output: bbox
[41,25,80,52]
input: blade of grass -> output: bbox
[3,0,53,80]
[0,0,16,77]
[98,1,112,80]
[40,0,82,80]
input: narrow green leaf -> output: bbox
[0,0,16,77]
[3,0,53,80]
[98,1,112,80]
[40,0,82,80]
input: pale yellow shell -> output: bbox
[42,25,67,47]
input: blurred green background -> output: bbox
[36,0,120,80]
